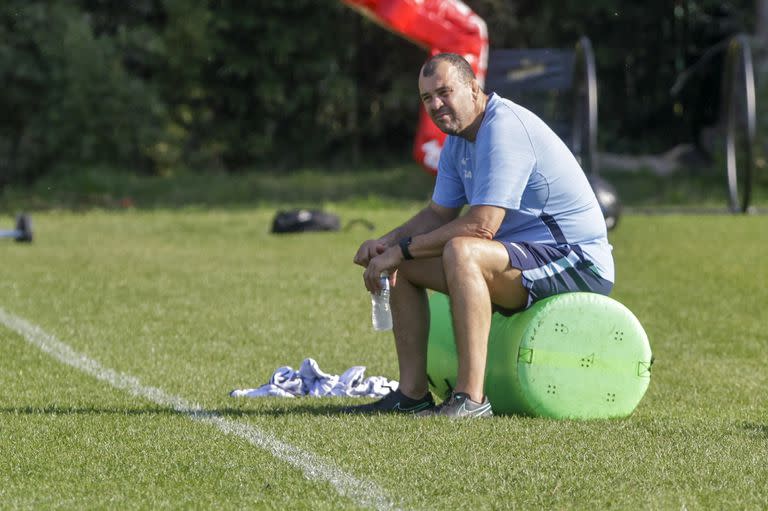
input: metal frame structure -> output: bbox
[571,36,599,176]
[484,36,600,175]
[721,34,757,213]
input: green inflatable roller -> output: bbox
[427,292,652,419]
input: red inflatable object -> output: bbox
[342,0,488,174]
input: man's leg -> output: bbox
[344,237,525,414]
[441,237,528,403]
[341,257,448,414]
[390,258,448,399]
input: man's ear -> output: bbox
[471,79,480,99]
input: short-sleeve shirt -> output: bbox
[432,93,614,282]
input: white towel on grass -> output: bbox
[229,358,398,398]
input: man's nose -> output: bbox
[426,96,443,112]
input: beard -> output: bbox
[432,110,461,135]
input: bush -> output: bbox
[0,4,165,185]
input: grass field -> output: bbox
[1,204,767,509]
[2,163,767,212]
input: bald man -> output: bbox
[347,53,613,418]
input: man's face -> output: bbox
[418,61,477,136]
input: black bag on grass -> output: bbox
[271,209,341,234]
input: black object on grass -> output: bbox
[0,213,33,242]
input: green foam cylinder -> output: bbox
[427,292,652,419]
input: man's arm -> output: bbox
[360,203,506,292]
[402,204,505,259]
[353,201,460,268]
[379,201,461,246]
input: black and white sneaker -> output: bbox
[340,389,435,415]
[417,392,493,418]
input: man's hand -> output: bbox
[354,240,402,293]
[363,245,403,293]
[353,239,388,268]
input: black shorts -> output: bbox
[494,241,613,316]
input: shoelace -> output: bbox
[437,393,462,415]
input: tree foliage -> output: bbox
[0,0,760,184]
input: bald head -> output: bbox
[418,53,487,140]
[420,53,476,86]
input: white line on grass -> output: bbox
[0,307,399,511]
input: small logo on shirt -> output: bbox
[461,157,472,179]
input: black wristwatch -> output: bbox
[399,236,414,260]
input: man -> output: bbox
[347,53,614,418]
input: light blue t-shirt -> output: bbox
[433,93,614,282]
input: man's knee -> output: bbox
[442,236,481,275]
[443,236,514,278]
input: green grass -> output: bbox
[1,208,767,509]
[2,162,768,214]
[0,166,436,212]
[603,166,768,211]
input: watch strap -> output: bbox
[399,236,414,260]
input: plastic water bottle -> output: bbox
[371,273,392,331]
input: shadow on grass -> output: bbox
[0,403,361,417]
[0,165,437,213]
[0,405,182,416]
[217,403,363,417]
[4,164,767,213]
[740,422,768,439]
